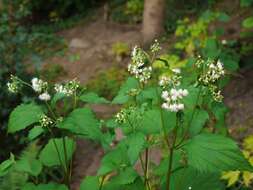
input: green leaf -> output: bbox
[203,38,220,59]
[51,93,66,106]
[112,167,138,185]
[80,176,99,190]
[0,154,15,177]
[241,0,253,7]
[170,167,225,190]
[28,126,44,140]
[98,145,129,175]
[112,77,139,104]
[185,109,209,136]
[126,133,146,164]
[80,92,109,104]
[139,109,176,135]
[182,86,201,109]
[59,108,102,141]
[22,183,68,190]
[39,137,76,167]
[184,133,253,173]
[8,103,44,133]
[242,17,253,28]
[218,12,230,22]
[14,143,42,176]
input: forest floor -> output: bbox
[43,10,253,190]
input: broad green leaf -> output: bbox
[184,133,253,173]
[21,183,68,190]
[15,159,42,177]
[170,167,225,190]
[185,109,209,136]
[241,0,253,7]
[112,167,138,185]
[203,38,220,59]
[8,103,44,133]
[243,17,253,28]
[139,109,176,134]
[182,86,201,109]
[98,145,129,175]
[0,154,15,177]
[28,126,44,140]
[112,77,139,104]
[59,108,102,141]
[211,102,228,135]
[15,143,42,176]
[80,92,109,104]
[39,137,76,167]
[125,133,146,164]
[80,176,99,190]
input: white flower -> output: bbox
[161,91,169,100]
[188,187,192,190]
[39,92,51,101]
[31,78,47,93]
[7,75,21,93]
[161,103,169,109]
[39,114,53,127]
[221,39,227,45]
[172,68,181,74]
[177,103,184,110]
[150,39,161,53]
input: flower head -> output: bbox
[54,79,80,96]
[150,39,161,53]
[39,114,53,128]
[31,78,48,93]
[39,92,51,101]
[7,75,21,93]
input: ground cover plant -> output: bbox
[2,40,253,190]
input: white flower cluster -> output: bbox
[7,75,21,93]
[159,69,182,88]
[199,60,225,84]
[31,78,48,93]
[128,46,152,83]
[39,114,53,128]
[161,88,188,112]
[54,79,80,96]
[150,39,161,53]
[31,78,50,101]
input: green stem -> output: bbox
[166,114,180,190]
[155,87,170,149]
[99,176,106,190]
[175,86,202,148]
[144,137,151,190]
[63,137,70,186]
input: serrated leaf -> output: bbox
[8,103,44,133]
[185,109,209,136]
[98,145,129,175]
[242,171,253,187]
[39,137,76,167]
[139,109,176,134]
[126,133,146,164]
[184,133,253,173]
[170,167,225,190]
[80,176,99,190]
[243,17,253,28]
[28,126,44,140]
[0,154,15,177]
[221,171,240,187]
[80,92,109,104]
[112,167,138,185]
[59,108,102,141]
[112,77,138,104]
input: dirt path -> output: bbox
[48,17,142,83]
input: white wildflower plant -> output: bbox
[197,58,225,102]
